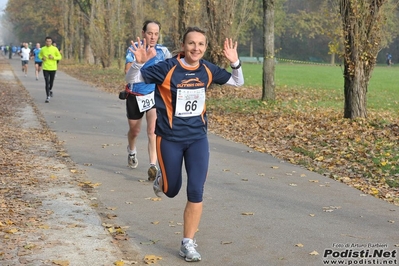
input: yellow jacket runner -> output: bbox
[39,46,62,71]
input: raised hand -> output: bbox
[128,37,156,64]
[223,38,239,63]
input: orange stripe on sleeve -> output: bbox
[158,65,177,128]
[204,65,213,88]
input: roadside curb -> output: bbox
[0,57,140,265]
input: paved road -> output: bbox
[7,57,399,266]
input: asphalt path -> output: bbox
[8,57,399,266]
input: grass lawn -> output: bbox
[241,62,399,113]
[206,61,399,196]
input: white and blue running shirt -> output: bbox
[125,43,172,95]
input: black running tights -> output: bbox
[43,70,56,97]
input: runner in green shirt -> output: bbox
[38,36,62,103]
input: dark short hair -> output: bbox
[182,27,207,43]
[45,36,52,42]
[142,20,161,32]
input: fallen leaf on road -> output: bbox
[114,227,126,234]
[102,223,113,228]
[309,251,319,255]
[52,260,70,266]
[23,244,36,250]
[107,214,117,219]
[295,243,304,247]
[39,224,50,229]
[6,228,18,234]
[121,259,138,265]
[141,240,159,245]
[144,254,162,264]
[114,234,129,241]
[323,206,341,212]
[79,181,101,188]
[67,224,78,228]
[150,197,162,201]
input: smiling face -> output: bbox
[142,22,160,48]
[182,31,207,66]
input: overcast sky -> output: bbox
[0,0,8,44]
[0,0,8,13]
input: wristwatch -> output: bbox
[231,60,241,69]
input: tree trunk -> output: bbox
[84,31,94,64]
[61,0,69,59]
[262,0,275,101]
[339,0,386,119]
[249,38,253,57]
[206,0,237,67]
[101,2,113,68]
[177,0,188,47]
[343,63,368,118]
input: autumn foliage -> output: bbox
[206,86,399,205]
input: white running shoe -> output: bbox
[127,153,138,168]
[153,171,163,197]
[179,239,201,262]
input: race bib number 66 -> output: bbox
[175,88,206,117]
